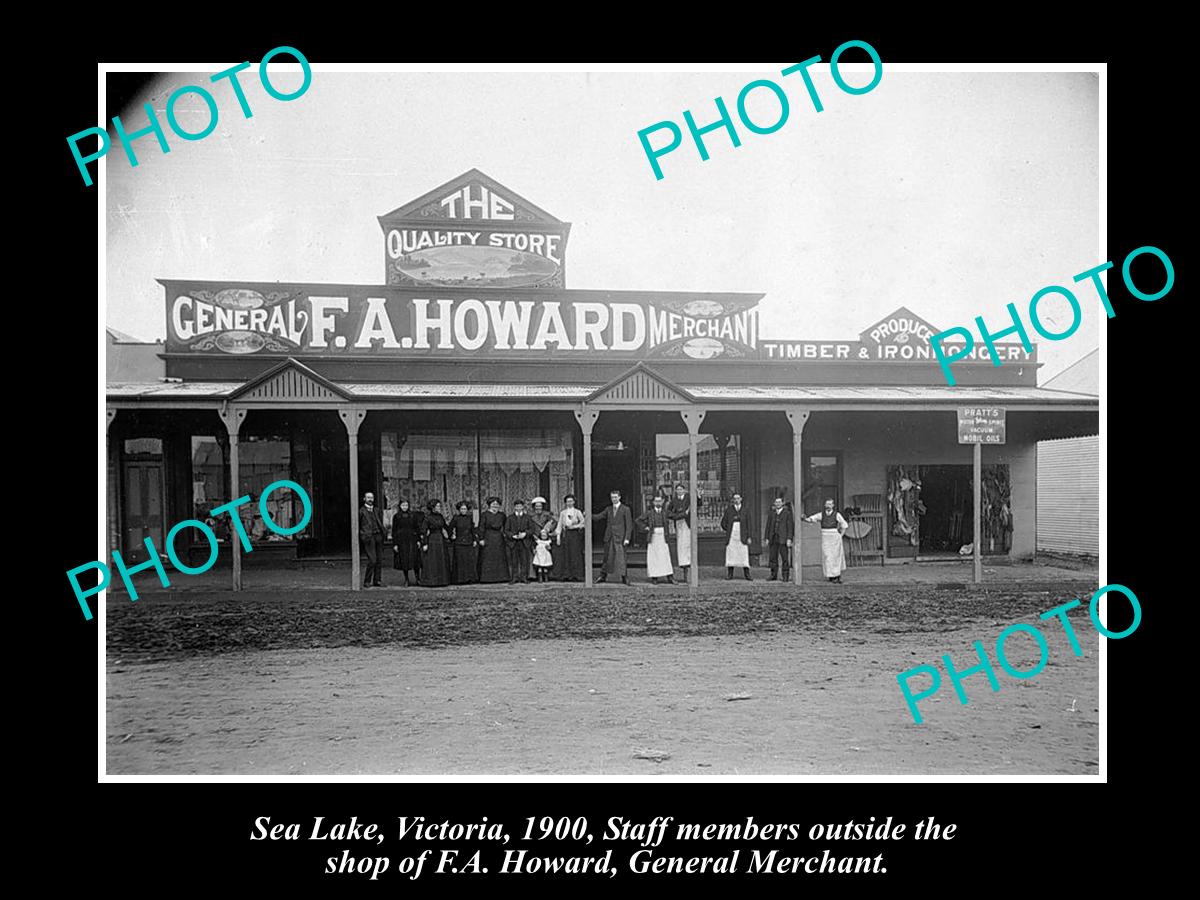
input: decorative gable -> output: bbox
[587,364,695,406]
[229,358,352,403]
[378,168,564,224]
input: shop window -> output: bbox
[123,438,162,456]
[803,452,842,515]
[237,435,301,542]
[886,464,922,557]
[481,429,573,514]
[979,464,1013,555]
[652,433,741,534]
[191,435,226,538]
[382,428,574,522]
[384,430,478,521]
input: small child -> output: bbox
[532,525,554,582]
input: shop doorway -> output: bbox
[358,439,379,511]
[886,463,1013,558]
[591,444,638,542]
[918,465,972,555]
[313,434,349,555]
[122,455,164,564]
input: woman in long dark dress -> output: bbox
[477,496,509,584]
[391,498,421,586]
[449,500,479,585]
[418,499,451,587]
[554,493,587,582]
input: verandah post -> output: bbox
[574,406,599,588]
[973,440,982,584]
[218,404,247,591]
[679,407,706,590]
[785,408,811,586]
[106,408,118,563]
[340,408,367,591]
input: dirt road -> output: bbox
[106,583,1099,775]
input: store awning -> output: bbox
[687,385,1098,406]
[107,381,1097,408]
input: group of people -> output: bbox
[713,494,849,583]
[358,492,588,588]
[357,486,850,588]
[588,483,700,585]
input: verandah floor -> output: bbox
[100,557,1098,594]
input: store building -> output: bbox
[106,327,164,383]
[105,169,1099,589]
[1036,349,1100,557]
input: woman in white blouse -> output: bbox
[555,494,587,582]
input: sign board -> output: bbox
[957,407,1006,444]
[378,169,572,290]
[759,307,1035,364]
[161,281,762,360]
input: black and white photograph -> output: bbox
[99,63,1103,778]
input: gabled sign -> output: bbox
[859,306,941,347]
[378,169,572,290]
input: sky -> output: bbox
[105,67,1100,382]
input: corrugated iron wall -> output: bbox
[1037,436,1099,556]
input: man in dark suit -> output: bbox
[359,491,385,587]
[592,489,635,584]
[763,496,795,581]
[503,499,534,584]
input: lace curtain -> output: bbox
[382,428,574,525]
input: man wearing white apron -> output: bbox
[804,498,849,583]
[720,493,754,581]
[637,495,675,584]
[666,483,692,580]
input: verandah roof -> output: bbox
[106,381,1097,407]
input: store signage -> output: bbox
[759,308,1035,364]
[956,407,1006,444]
[164,282,761,360]
[760,341,1033,363]
[384,227,566,290]
[379,171,572,290]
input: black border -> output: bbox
[39,20,1178,890]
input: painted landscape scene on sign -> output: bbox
[392,245,559,287]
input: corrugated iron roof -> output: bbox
[107,381,1098,406]
[688,385,1097,404]
[107,382,242,396]
[347,383,599,398]
[106,382,598,400]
